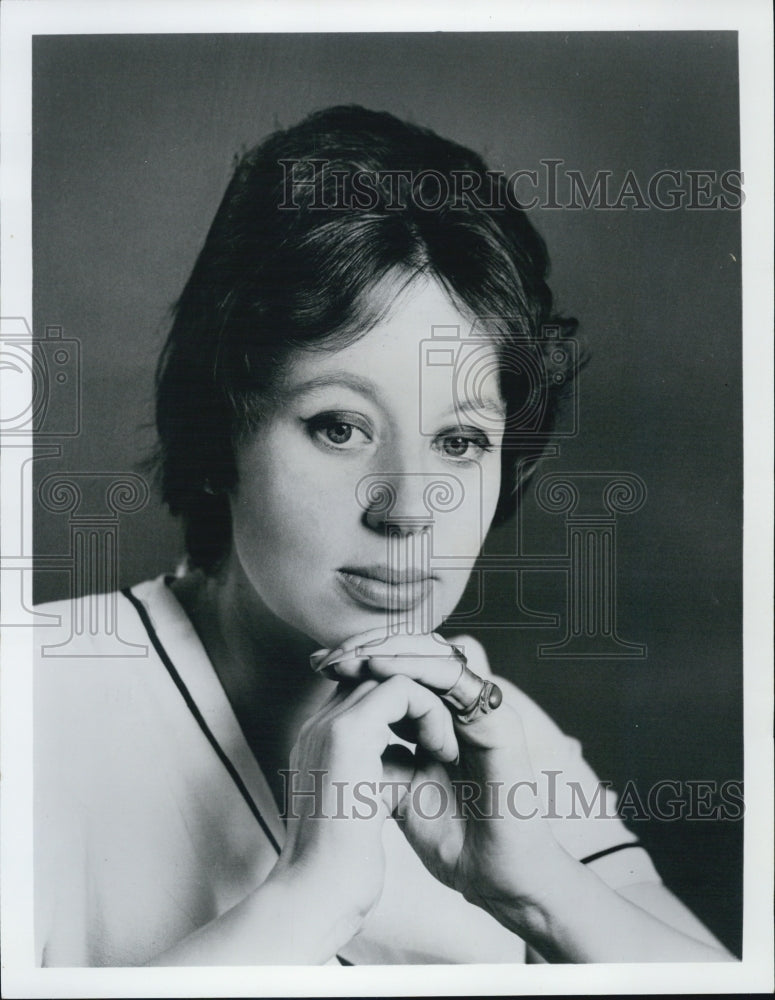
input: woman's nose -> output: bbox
[357,470,465,534]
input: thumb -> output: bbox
[391,756,465,890]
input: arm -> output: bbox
[524,878,732,963]
[145,866,359,966]
[316,628,734,963]
[146,673,458,966]
[393,721,734,964]
[487,843,734,963]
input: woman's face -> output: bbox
[228,277,506,648]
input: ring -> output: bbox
[441,645,503,724]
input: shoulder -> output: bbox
[33,576,192,797]
[33,575,175,652]
[34,578,170,720]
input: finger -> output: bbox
[364,651,463,691]
[394,755,457,824]
[317,636,466,693]
[318,675,358,707]
[448,703,544,805]
[308,626,402,671]
[347,675,459,764]
[313,657,373,682]
[330,658,520,763]
[327,677,381,713]
[310,625,445,672]
[451,698,525,750]
[297,678,380,743]
[324,650,460,685]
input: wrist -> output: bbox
[262,859,368,961]
[467,839,580,946]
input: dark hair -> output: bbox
[155,105,579,573]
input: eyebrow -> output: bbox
[287,372,382,401]
[289,370,506,420]
[444,398,507,420]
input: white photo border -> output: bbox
[1,1,772,996]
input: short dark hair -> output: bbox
[154,105,579,573]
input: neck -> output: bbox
[170,557,337,800]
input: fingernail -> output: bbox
[325,654,370,671]
[309,648,333,671]
[321,647,344,667]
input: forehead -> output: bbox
[284,277,503,401]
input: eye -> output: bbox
[325,422,353,445]
[435,428,494,462]
[306,412,372,451]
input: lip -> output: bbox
[340,564,434,585]
[336,568,434,612]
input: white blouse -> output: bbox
[34,575,661,967]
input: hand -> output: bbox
[310,628,566,924]
[271,663,460,944]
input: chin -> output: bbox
[335,604,447,646]
[282,586,453,649]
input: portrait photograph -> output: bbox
[1,2,772,997]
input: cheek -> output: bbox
[231,449,357,569]
[464,459,502,540]
[431,463,500,563]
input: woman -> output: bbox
[34,105,732,965]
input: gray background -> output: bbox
[32,33,742,954]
